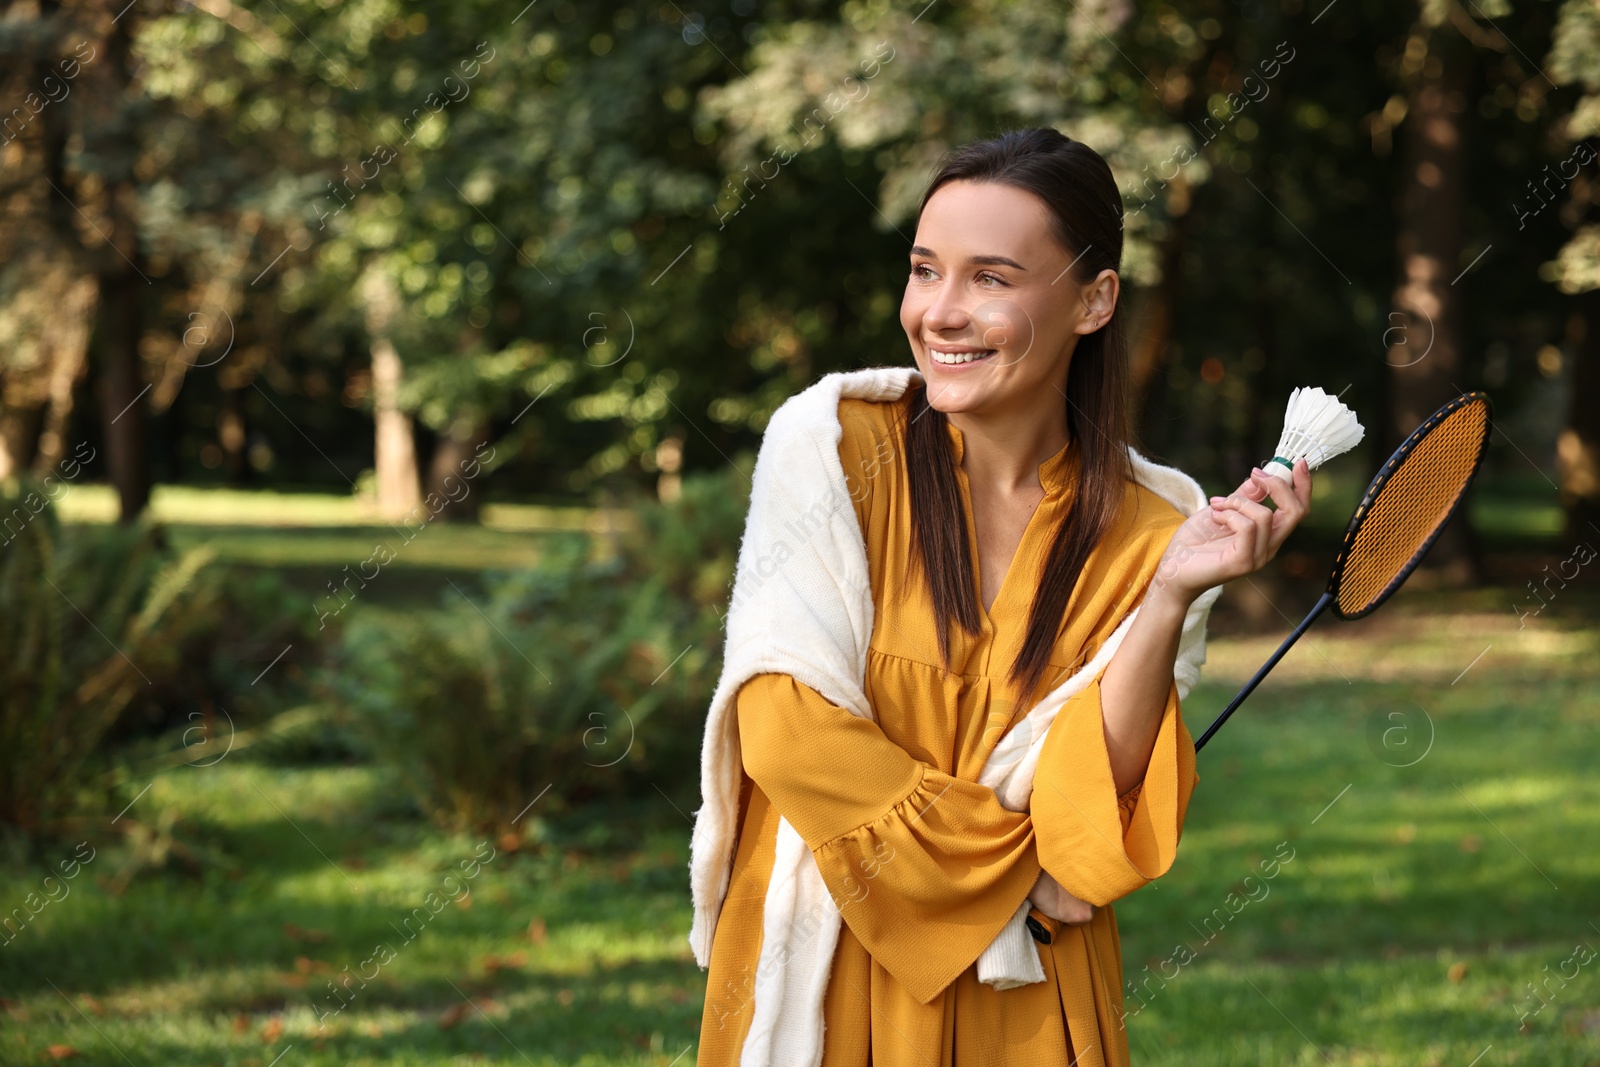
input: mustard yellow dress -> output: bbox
[696,392,1199,1067]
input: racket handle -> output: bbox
[1195,590,1333,753]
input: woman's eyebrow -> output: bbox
[909,245,1029,271]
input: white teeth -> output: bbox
[931,349,995,364]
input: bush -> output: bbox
[0,483,218,839]
[114,565,330,748]
[333,464,749,838]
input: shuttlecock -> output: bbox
[1262,387,1364,482]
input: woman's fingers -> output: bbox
[1247,466,1311,552]
[1211,492,1271,546]
[1191,458,1314,585]
[1208,498,1264,568]
[1227,470,1268,503]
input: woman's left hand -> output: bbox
[1153,457,1313,605]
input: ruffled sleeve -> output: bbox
[737,672,1042,1005]
[1030,671,1198,908]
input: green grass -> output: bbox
[54,483,634,574]
[2,485,1594,1063]
[1116,597,1600,1065]
[2,764,702,1065]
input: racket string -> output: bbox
[1334,398,1491,617]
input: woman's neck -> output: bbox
[948,410,1071,495]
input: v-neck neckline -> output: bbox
[956,474,1054,635]
[943,418,1076,662]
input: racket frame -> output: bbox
[1326,390,1495,620]
[1193,389,1495,753]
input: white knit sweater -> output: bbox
[687,366,1222,1067]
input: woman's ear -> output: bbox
[1075,268,1119,335]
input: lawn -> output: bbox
[3,483,1594,1065]
[5,586,1596,1065]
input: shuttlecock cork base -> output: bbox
[1262,386,1365,482]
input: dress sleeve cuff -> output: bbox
[1031,674,1197,907]
[811,763,1039,1005]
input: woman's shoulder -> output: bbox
[834,394,907,534]
[836,394,907,476]
[1104,477,1190,568]
[1122,478,1190,533]
[837,392,907,437]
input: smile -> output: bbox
[930,348,997,365]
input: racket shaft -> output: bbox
[1195,591,1333,752]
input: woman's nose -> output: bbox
[923,281,969,333]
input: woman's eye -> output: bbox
[910,263,935,280]
[978,272,1005,287]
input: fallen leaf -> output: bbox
[1448,961,1469,983]
[482,952,527,975]
[528,918,547,944]
[232,1013,251,1033]
[439,1002,472,1029]
[45,1046,80,1060]
[1459,834,1482,854]
[556,989,574,1006]
[261,1017,284,1042]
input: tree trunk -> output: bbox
[362,269,421,521]
[98,244,150,521]
[1383,18,1479,584]
[73,3,151,521]
[0,405,40,480]
[33,274,98,476]
[1560,289,1600,543]
[425,421,491,521]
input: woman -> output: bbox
[694,127,1311,1066]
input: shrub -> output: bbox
[114,565,330,749]
[334,463,749,838]
[0,483,218,839]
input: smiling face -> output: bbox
[900,179,1118,418]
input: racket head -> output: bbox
[1326,391,1493,620]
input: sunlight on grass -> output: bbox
[53,483,640,571]
[3,605,1596,1065]
[56,482,627,534]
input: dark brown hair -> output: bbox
[901,127,1134,702]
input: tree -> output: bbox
[1382,2,1478,582]
[1546,0,1600,543]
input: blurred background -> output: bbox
[1,0,1597,1063]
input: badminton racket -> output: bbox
[1194,389,1495,752]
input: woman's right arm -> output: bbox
[736,671,1043,1006]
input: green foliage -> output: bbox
[0,483,218,839]
[159,566,328,728]
[333,464,748,836]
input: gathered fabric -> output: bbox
[687,365,1224,1067]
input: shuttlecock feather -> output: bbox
[1263,387,1364,482]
